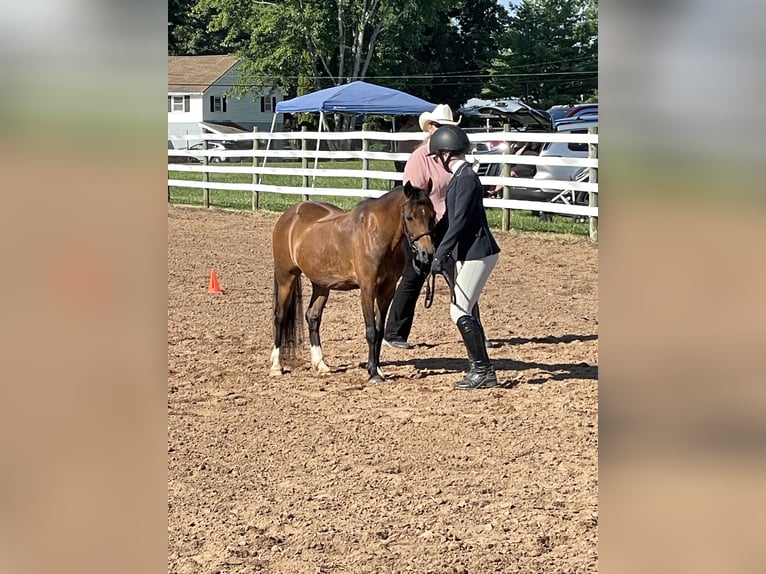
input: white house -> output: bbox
[167,55,284,149]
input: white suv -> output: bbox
[533,120,597,193]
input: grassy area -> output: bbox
[168,159,590,236]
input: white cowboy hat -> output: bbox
[418,104,461,131]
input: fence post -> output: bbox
[202,139,209,208]
[501,124,511,232]
[252,127,260,211]
[588,126,598,242]
[301,126,309,201]
[361,124,369,191]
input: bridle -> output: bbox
[398,200,455,309]
[400,202,434,254]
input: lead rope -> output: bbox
[424,271,436,308]
[424,269,456,309]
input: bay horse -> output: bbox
[270,180,435,383]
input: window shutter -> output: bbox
[210,96,214,112]
[222,96,227,113]
[272,97,276,112]
[168,96,171,112]
[184,96,190,112]
[260,97,265,113]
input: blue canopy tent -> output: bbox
[266,81,436,183]
[274,80,436,116]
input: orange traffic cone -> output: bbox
[208,268,222,294]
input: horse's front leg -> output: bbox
[363,281,398,383]
[306,283,331,374]
[360,287,384,383]
[373,279,398,375]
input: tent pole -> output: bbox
[312,111,323,190]
[391,114,398,159]
[261,113,278,170]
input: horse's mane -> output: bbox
[341,184,432,230]
[357,184,430,210]
[350,187,400,215]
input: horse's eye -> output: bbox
[406,215,414,221]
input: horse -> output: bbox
[269,180,435,383]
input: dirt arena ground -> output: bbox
[168,205,598,573]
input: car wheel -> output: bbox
[538,212,553,222]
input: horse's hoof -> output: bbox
[314,362,332,375]
[368,375,385,384]
[269,368,284,377]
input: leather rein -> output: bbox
[424,266,456,309]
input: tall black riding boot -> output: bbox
[455,315,497,390]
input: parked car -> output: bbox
[547,103,598,127]
[534,119,597,195]
[169,141,236,164]
[474,119,597,206]
[546,105,574,122]
[459,97,553,151]
[460,98,553,130]
[459,97,554,189]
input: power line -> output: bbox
[168,70,598,88]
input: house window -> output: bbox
[168,95,190,113]
[260,96,277,113]
[209,95,227,113]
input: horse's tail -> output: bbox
[274,273,303,360]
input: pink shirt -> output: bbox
[402,142,452,222]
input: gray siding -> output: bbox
[204,65,284,131]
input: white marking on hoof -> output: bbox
[310,345,331,374]
[269,347,283,376]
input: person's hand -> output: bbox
[430,256,443,274]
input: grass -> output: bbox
[168,158,591,236]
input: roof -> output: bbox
[200,121,249,135]
[168,55,239,93]
[275,81,435,115]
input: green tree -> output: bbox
[192,0,510,110]
[194,0,406,95]
[169,0,227,55]
[486,0,597,108]
[421,0,511,107]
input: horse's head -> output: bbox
[401,179,436,273]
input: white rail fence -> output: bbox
[168,128,598,239]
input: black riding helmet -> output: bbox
[428,125,471,156]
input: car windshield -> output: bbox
[189,142,223,150]
[546,107,571,121]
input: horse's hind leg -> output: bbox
[306,283,331,374]
[271,271,301,376]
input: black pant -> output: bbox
[385,218,448,341]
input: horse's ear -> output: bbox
[426,178,433,196]
[402,180,415,199]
